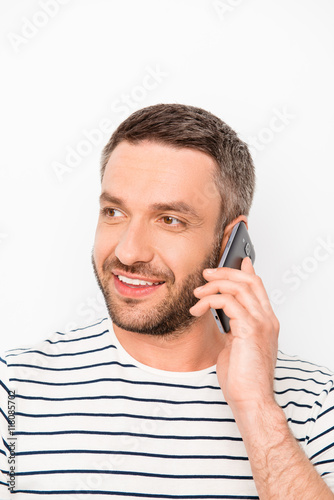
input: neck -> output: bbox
[112,312,226,372]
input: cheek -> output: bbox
[93,223,115,266]
[161,240,209,281]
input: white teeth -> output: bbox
[117,275,162,286]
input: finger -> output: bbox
[189,293,248,324]
[203,266,254,283]
[203,266,275,319]
[194,279,261,317]
[203,260,256,283]
[241,256,255,275]
[190,294,253,338]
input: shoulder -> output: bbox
[275,351,334,388]
[274,350,334,420]
[1,316,111,368]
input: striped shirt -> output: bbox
[0,316,333,499]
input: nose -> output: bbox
[115,220,155,266]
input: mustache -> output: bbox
[102,257,175,284]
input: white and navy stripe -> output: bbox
[0,316,333,498]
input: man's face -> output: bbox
[92,140,223,337]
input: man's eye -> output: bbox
[161,216,182,226]
[101,208,123,218]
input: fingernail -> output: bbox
[194,285,204,291]
[204,268,217,274]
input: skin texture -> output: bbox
[92,140,334,498]
[93,139,229,371]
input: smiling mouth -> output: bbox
[116,274,165,288]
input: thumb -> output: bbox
[241,256,255,275]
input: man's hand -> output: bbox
[189,258,334,499]
[189,256,279,415]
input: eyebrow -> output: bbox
[99,192,125,206]
[99,192,201,220]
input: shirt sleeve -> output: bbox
[304,377,334,491]
[0,356,11,498]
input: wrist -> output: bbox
[232,399,288,443]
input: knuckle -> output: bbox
[273,316,280,333]
[238,282,250,295]
[253,313,266,326]
[254,275,263,287]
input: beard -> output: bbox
[91,235,222,338]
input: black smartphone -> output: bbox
[211,221,256,333]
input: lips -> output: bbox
[113,273,165,298]
[117,274,165,287]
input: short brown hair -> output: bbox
[100,103,255,228]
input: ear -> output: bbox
[219,215,248,259]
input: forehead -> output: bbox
[102,140,221,208]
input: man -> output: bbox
[1,103,333,498]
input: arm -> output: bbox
[231,396,333,499]
[190,257,334,499]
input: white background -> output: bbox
[1,0,334,370]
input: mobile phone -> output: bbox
[211,221,256,333]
